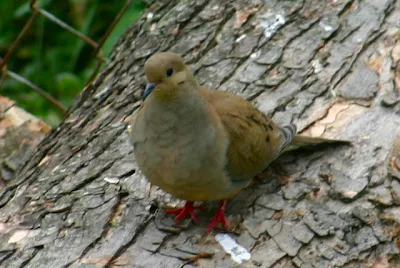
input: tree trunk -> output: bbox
[1,0,399,267]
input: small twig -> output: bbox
[95,0,133,56]
[0,11,39,71]
[6,70,66,114]
[85,61,104,86]
[0,64,6,88]
[30,3,107,63]
[85,0,133,85]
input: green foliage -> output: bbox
[0,0,146,125]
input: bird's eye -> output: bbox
[166,68,174,77]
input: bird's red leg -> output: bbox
[165,201,204,223]
[206,200,228,233]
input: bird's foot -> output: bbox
[165,201,204,223]
[206,200,228,233]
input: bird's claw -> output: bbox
[206,200,228,233]
[165,201,204,223]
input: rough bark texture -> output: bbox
[1,0,400,267]
[0,96,50,190]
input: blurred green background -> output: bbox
[0,0,146,125]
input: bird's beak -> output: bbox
[142,82,157,100]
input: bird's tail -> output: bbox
[278,123,351,153]
[285,133,351,152]
[278,124,297,154]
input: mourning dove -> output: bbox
[130,52,347,232]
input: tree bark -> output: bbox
[1,0,400,267]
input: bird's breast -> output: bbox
[132,113,235,200]
[134,113,217,176]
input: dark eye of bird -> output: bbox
[166,68,174,77]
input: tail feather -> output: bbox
[278,124,297,154]
[285,134,351,152]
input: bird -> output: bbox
[129,52,347,233]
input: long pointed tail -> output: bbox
[285,134,351,152]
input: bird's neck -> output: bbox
[145,87,209,126]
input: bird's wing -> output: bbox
[201,87,296,180]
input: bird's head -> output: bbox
[142,52,197,101]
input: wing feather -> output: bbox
[201,87,296,180]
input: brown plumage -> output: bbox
[130,52,341,232]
